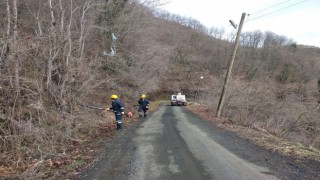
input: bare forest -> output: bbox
[0,0,320,178]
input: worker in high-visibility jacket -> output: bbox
[106,94,125,130]
[138,94,150,118]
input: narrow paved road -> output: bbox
[128,105,277,180]
[78,104,320,180]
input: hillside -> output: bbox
[0,0,320,178]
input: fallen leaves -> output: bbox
[0,166,15,175]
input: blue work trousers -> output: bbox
[115,113,123,129]
[138,106,147,118]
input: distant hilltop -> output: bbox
[298,44,320,49]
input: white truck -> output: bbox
[171,93,187,106]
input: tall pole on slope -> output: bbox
[194,76,204,102]
[216,12,246,117]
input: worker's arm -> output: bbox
[146,100,150,109]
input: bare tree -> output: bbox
[208,26,225,40]
[13,0,20,91]
[46,0,57,88]
[78,0,91,63]
[0,0,11,71]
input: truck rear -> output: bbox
[171,93,187,106]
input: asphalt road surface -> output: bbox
[78,104,320,180]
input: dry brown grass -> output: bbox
[187,91,320,161]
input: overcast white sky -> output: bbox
[159,0,320,47]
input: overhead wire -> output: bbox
[246,0,309,22]
[249,0,294,16]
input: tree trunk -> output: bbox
[78,0,91,63]
[66,0,73,67]
[47,0,57,88]
[13,0,19,92]
[0,0,11,72]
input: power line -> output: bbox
[250,0,294,16]
[246,0,308,22]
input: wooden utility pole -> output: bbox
[216,13,246,117]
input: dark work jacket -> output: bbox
[138,99,150,108]
[110,99,125,114]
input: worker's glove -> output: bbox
[146,106,149,110]
[121,112,125,115]
[105,108,110,111]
